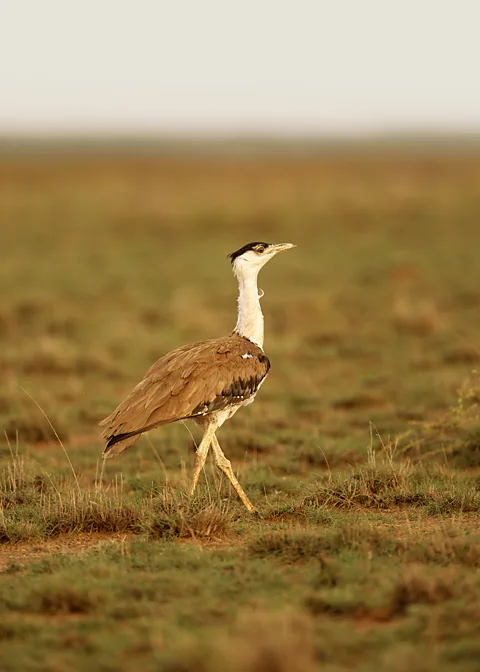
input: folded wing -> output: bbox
[100,334,270,457]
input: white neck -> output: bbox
[233,269,264,349]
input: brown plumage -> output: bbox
[99,241,295,512]
[100,334,270,457]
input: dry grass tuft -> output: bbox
[406,533,480,567]
[165,609,318,672]
[0,453,232,543]
[400,375,480,468]
[306,454,480,512]
[389,568,460,617]
[227,609,317,672]
[249,524,395,561]
[147,505,231,540]
[33,583,105,616]
[249,529,330,561]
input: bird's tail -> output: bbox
[102,430,142,458]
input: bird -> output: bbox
[99,241,296,512]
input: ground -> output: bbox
[1,148,480,671]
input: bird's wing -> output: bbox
[99,334,270,445]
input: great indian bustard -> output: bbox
[99,241,295,512]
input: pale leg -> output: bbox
[189,424,216,497]
[211,434,256,513]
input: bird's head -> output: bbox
[228,241,296,278]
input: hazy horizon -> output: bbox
[2,1,479,136]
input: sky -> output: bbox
[1,0,479,135]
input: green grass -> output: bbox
[1,151,480,670]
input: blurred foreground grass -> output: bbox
[1,151,480,670]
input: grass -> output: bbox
[1,149,480,669]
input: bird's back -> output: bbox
[100,333,270,456]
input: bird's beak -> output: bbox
[270,243,296,254]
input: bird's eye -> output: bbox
[256,246,265,254]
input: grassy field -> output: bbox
[1,150,480,671]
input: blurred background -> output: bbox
[1,0,480,464]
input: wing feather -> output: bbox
[100,334,270,455]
